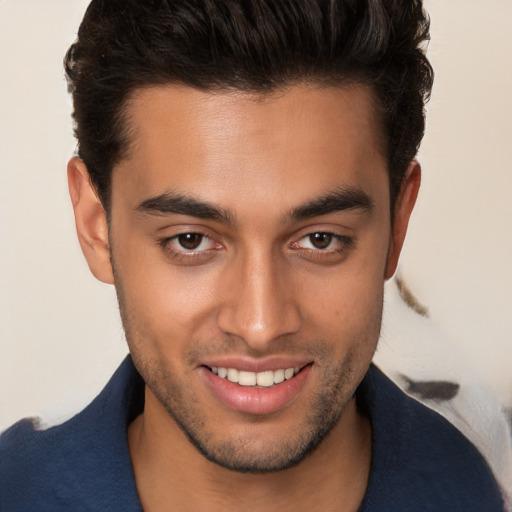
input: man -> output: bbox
[0,0,505,510]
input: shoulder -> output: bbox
[0,415,91,510]
[0,356,144,512]
[359,365,505,512]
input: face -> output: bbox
[70,84,419,473]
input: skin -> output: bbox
[68,83,420,511]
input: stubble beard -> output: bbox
[134,345,361,474]
[112,263,379,474]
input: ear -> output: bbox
[384,160,421,280]
[68,157,114,284]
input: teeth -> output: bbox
[284,368,294,380]
[211,366,301,387]
[256,371,274,387]
[239,371,257,386]
[273,369,285,384]
[227,368,239,383]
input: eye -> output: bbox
[303,232,335,250]
[296,232,347,251]
[290,231,354,263]
[162,232,220,256]
[175,233,207,251]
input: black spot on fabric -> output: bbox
[400,375,460,401]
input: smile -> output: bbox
[209,366,301,387]
[202,362,312,414]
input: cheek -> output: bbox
[112,232,222,345]
[297,245,387,349]
[129,269,219,336]
[305,276,383,337]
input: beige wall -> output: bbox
[399,0,512,399]
[1,0,511,431]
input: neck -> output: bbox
[128,388,371,512]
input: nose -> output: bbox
[216,250,302,351]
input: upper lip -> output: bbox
[200,356,313,373]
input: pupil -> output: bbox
[178,233,202,250]
[310,233,332,249]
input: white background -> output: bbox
[1,0,511,431]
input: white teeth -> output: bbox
[211,366,301,387]
[239,371,257,386]
[256,371,274,387]
[227,368,239,383]
[273,369,285,384]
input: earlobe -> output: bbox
[67,157,114,284]
[384,160,421,280]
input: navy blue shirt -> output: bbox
[0,357,504,511]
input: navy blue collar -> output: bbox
[8,355,498,511]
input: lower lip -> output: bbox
[200,365,312,415]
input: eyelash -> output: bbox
[158,233,220,263]
[291,232,354,258]
[158,231,354,263]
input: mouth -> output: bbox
[200,362,313,415]
[207,365,306,387]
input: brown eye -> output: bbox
[308,233,333,249]
[160,232,220,263]
[177,233,204,250]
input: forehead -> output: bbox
[113,83,388,214]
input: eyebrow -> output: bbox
[287,186,374,221]
[136,192,234,225]
[135,185,373,225]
